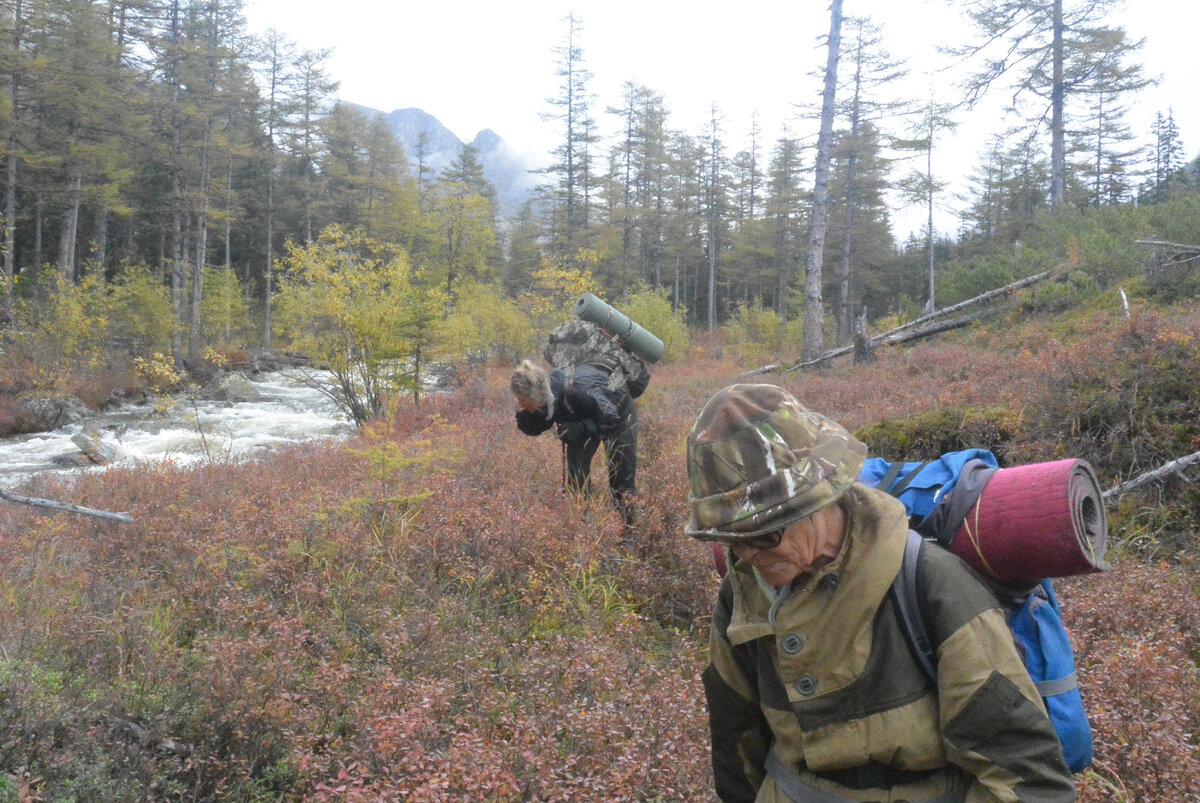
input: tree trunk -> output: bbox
[926,142,935,311]
[837,151,858,346]
[802,0,843,360]
[3,149,15,326]
[263,170,274,348]
[95,206,109,274]
[190,131,211,364]
[168,0,184,365]
[33,194,43,268]
[59,172,82,280]
[1049,0,1065,210]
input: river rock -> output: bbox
[17,395,93,430]
[71,433,115,464]
[200,372,265,403]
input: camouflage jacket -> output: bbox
[704,484,1075,803]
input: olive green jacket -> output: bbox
[704,484,1076,803]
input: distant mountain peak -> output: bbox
[350,103,538,219]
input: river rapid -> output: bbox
[0,372,355,489]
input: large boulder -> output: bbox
[16,395,92,430]
[200,372,264,403]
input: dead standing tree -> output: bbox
[802,0,845,361]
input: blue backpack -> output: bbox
[863,450,1095,774]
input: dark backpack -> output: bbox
[868,453,1095,773]
[545,320,650,399]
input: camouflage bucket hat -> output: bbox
[685,384,867,541]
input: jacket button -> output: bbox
[795,674,817,696]
[780,634,806,655]
[819,573,840,592]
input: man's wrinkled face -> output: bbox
[731,503,846,589]
[516,396,542,414]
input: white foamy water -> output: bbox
[0,371,355,488]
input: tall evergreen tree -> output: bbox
[252,27,297,348]
[1,0,42,324]
[701,103,730,330]
[765,130,806,320]
[286,46,336,245]
[896,96,956,312]
[1063,26,1149,206]
[1146,109,1185,203]
[945,0,1132,211]
[832,15,905,344]
[432,142,498,299]
[539,12,598,269]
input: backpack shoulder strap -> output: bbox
[891,530,938,684]
[886,461,932,498]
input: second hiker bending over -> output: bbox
[510,357,637,527]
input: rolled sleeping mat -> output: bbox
[948,458,1110,583]
[573,293,665,364]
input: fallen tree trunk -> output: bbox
[885,271,1051,338]
[1102,450,1200,502]
[736,308,998,378]
[0,487,134,523]
[740,271,1051,378]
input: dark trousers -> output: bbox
[563,394,638,523]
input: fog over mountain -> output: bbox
[349,104,541,219]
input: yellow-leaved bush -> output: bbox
[273,225,446,424]
[438,280,536,367]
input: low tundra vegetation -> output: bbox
[2,300,1200,800]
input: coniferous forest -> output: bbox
[3,0,1200,800]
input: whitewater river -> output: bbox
[0,372,355,489]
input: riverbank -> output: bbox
[0,348,314,440]
[0,369,353,489]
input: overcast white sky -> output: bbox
[242,0,1197,239]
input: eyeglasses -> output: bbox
[740,529,786,550]
[702,527,786,550]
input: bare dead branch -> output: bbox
[0,487,135,523]
[1102,451,1200,502]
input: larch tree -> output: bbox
[539,12,598,269]
[802,0,844,361]
[701,103,729,330]
[944,0,1129,211]
[766,130,807,320]
[253,27,297,348]
[1065,27,1149,206]
[287,46,337,245]
[1,0,42,325]
[831,15,905,345]
[896,96,957,312]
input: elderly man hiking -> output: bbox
[685,383,1075,802]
